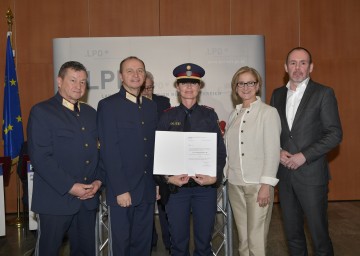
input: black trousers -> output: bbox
[34,204,97,256]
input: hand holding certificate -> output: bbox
[153,131,217,176]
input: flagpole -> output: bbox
[5,8,24,229]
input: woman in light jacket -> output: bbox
[224,66,281,256]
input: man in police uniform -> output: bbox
[156,63,226,256]
[97,56,157,255]
[141,71,172,250]
[27,61,103,255]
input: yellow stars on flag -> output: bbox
[4,123,13,135]
[9,78,17,86]
[3,115,22,135]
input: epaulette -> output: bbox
[78,100,89,106]
[164,106,176,112]
[201,105,214,110]
[142,95,153,101]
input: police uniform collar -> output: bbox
[58,93,80,112]
[121,86,142,104]
[180,103,198,113]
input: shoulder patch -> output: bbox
[78,100,89,106]
[201,105,214,110]
[164,106,176,112]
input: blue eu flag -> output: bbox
[2,34,24,161]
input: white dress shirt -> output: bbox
[286,77,310,130]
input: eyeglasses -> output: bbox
[236,81,258,88]
[144,86,154,91]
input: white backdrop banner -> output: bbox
[27,162,37,230]
[53,35,265,122]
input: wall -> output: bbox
[0,0,359,212]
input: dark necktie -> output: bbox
[74,102,79,112]
[183,109,192,132]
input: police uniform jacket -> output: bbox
[156,103,226,204]
[97,86,157,207]
[152,94,170,118]
[27,92,102,215]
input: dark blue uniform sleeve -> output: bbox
[97,99,129,196]
[27,105,76,196]
[210,110,227,186]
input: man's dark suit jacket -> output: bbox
[97,87,157,207]
[27,93,102,215]
[152,94,170,118]
[270,80,342,185]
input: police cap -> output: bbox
[173,63,205,83]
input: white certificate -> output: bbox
[153,131,217,176]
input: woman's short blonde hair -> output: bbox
[231,66,262,101]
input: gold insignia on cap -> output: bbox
[186,65,191,70]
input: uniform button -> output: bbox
[241,142,244,144]
[241,130,244,133]
[141,121,145,125]
[84,177,87,181]
[242,153,244,156]
[247,111,249,113]
[139,106,142,109]
[144,137,147,141]
[144,171,147,174]
[145,154,148,157]
[243,121,246,123]
[85,143,88,147]
[76,113,80,117]
[82,127,85,131]
[85,160,90,164]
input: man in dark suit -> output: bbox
[141,71,171,251]
[97,56,157,255]
[27,61,103,255]
[270,47,343,256]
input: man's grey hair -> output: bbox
[146,71,154,82]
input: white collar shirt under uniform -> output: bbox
[286,77,309,130]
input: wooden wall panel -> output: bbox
[15,0,90,63]
[89,0,160,36]
[1,0,359,212]
[299,0,360,200]
[159,0,231,35]
[230,0,301,102]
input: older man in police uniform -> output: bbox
[97,56,157,255]
[28,61,103,255]
[156,63,226,256]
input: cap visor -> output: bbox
[177,78,200,84]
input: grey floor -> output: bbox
[1,201,360,256]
